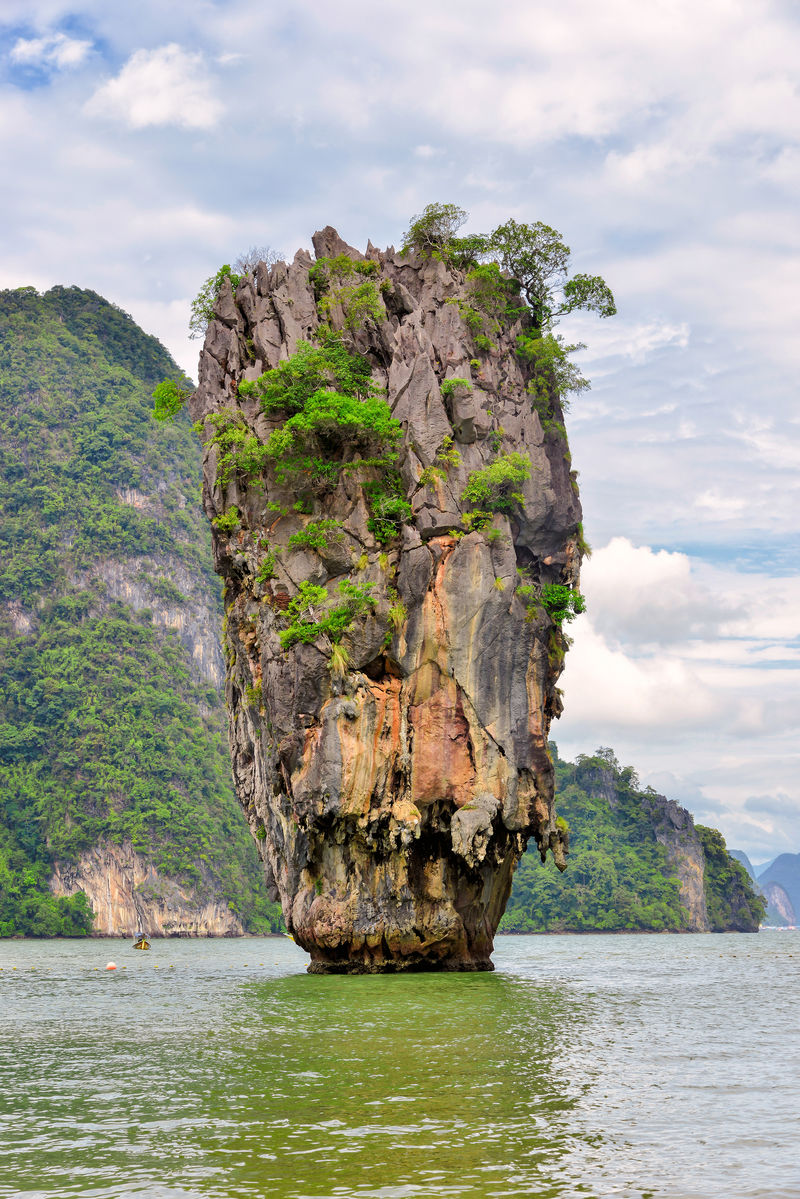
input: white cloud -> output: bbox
[555,538,800,857]
[10,32,92,69]
[571,316,690,367]
[693,489,748,520]
[605,141,706,188]
[573,538,733,645]
[560,619,719,730]
[85,44,222,130]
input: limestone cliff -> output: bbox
[641,791,711,930]
[761,881,796,926]
[50,842,244,936]
[192,228,583,971]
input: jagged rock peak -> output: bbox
[190,227,585,972]
[311,226,362,260]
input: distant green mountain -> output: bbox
[503,747,765,933]
[0,286,282,937]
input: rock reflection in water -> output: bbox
[195,971,592,1198]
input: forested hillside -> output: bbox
[503,747,765,933]
[0,286,282,936]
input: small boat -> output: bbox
[132,934,151,951]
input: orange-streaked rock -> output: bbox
[190,226,583,971]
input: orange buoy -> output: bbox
[106,962,117,971]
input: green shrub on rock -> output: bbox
[288,518,345,553]
[238,333,376,415]
[279,579,376,650]
[152,378,191,422]
[540,583,586,625]
[462,452,532,514]
[189,264,241,339]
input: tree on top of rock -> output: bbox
[401,202,616,336]
[488,219,616,334]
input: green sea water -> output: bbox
[1,933,797,1198]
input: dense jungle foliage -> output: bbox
[503,747,763,932]
[0,287,282,936]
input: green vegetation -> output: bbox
[0,286,282,936]
[152,377,192,421]
[199,410,270,489]
[502,748,764,933]
[465,263,526,337]
[238,334,376,414]
[462,510,494,533]
[696,825,766,929]
[265,389,400,480]
[489,219,616,334]
[539,584,586,625]
[308,253,378,296]
[363,471,413,544]
[212,506,240,534]
[309,255,384,331]
[0,872,94,938]
[0,286,206,608]
[189,264,241,339]
[235,332,402,499]
[387,592,407,631]
[288,518,345,553]
[0,606,275,925]
[418,435,462,488]
[517,331,591,412]
[462,452,531,514]
[331,280,385,331]
[279,579,376,650]
[402,202,615,400]
[440,378,472,400]
[254,548,278,585]
[401,203,470,259]
[503,750,691,932]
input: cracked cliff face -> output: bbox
[190,227,583,972]
[50,842,244,937]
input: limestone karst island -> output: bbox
[0,207,763,955]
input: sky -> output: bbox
[1,0,798,864]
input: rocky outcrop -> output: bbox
[758,852,800,919]
[191,229,583,971]
[762,881,796,926]
[642,791,711,931]
[50,841,245,936]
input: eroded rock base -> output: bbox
[307,957,494,974]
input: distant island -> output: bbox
[503,746,765,933]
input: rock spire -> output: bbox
[191,226,583,971]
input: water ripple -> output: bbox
[1,934,798,1197]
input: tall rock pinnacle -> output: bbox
[191,227,583,971]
